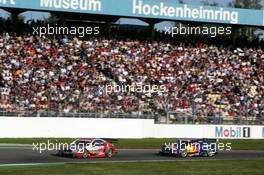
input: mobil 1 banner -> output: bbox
[214,126,251,139]
[213,126,264,139]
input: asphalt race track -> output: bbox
[0,147,264,165]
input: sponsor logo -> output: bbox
[215,126,250,138]
[0,0,16,5]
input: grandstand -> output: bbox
[0,0,263,125]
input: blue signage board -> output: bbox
[0,0,263,26]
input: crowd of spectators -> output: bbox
[0,33,263,120]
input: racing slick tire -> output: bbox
[180,150,188,158]
[106,149,113,158]
[207,150,214,157]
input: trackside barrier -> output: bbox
[0,117,263,139]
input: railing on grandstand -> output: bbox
[163,111,264,125]
[0,110,154,119]
[0,109,263,125]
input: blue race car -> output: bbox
[159,138,217,158]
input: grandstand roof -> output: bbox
[0,0,263,26]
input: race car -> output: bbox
[58,138,117,158]
[159,138,217,158]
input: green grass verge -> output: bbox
[221,139,264,150]
[0,160,264,175]
[0,138,264,150]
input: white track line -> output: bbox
[1,158,262,167]
[0,160,176,167]
[0,162,65,167]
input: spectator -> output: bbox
[0,33,263,119]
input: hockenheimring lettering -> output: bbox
[40,0,101,11]
[133,0,238,24]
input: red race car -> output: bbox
[58,138,117,158]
